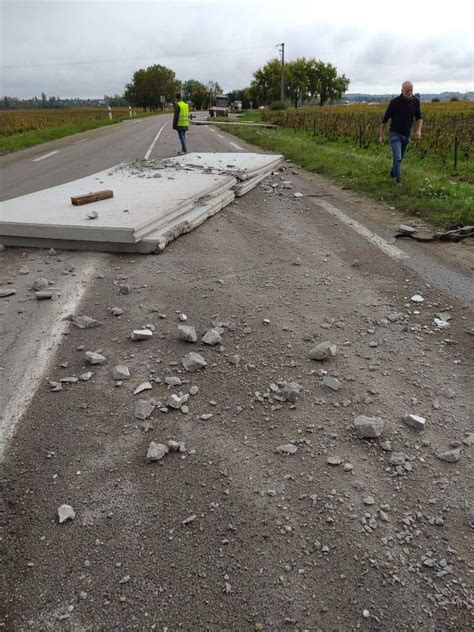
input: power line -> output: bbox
[1,45,275,70]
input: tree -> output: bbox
[286,58,310,109]
[308,60,350,106]
[124,64,180,111]
[182,79,202,100]
[250,58,282,104]
[191,84,209,110]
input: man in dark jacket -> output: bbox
[379,81,422,183]
[173,92,189,155]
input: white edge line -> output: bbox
[229,141,243,150]
[313,198,409,261]
[32,150,59,162]
[216,133,225,139]
[0,261,98,461]
[144,121,169,159]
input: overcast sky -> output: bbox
[1,0,473,99]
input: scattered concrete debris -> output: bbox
[281,381,303,403]
[436,448,462,463]
[276,444,298,455]
[410,294,424,303]
[146,442,169,462]
[134,400,155,420]
[178,325,197,342]
[201,328,222,345]
[327,456,342,466]
[308,341,337,361]
[57,504,76,524]
[0,288,16,298]
[85,351,106,365]
[167,393,189,409]
[182,352,207,372]
[402,414,426,430]
[109,306,124,317]
[322,375,342,391]
[35,289,61,300]
[131,329,153,341]
[32,278,49,291]
[353,416,385,439]
[70,315,103,329]
[165,376,182,387]
[112,365,130,380]
[134,382,153,395]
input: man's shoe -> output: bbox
[395,177,401,184]
[390,169,394,177]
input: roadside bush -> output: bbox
[269,101,288,111]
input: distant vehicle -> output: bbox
[231,100,243,112]
[209,95,229,118]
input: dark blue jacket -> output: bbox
[382,95,422,136]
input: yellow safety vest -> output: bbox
[177,100,189,127]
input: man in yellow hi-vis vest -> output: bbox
[173,92,189,155]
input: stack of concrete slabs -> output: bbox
[163,152,284,182]
[0,163,236,244]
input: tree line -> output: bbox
[1,56,349,111]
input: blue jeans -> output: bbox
[177,128,187,152]
[390,132,410,179]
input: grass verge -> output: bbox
[229,112,474,227]
[0,112,165,154]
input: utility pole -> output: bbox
[278,42,285,102]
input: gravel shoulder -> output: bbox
[1,162,473,631]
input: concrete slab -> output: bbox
[162,152,284,181]
[0,190,235,254]
[0,163,236,243]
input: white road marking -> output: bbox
[229,141,243,150]
[312,198,409,261]
[74,139,89,144]
[32,150,58,162]
[216,133,225,139]
[0,260,99,461]
[144,121,169,160]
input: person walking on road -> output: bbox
[379,81,422,183]
[173,92,189,155]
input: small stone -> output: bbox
[462,433,474,447]
[168,440,186,452]
[343,463,354,472]
[436,448,461,463]
[410,294,424,303]
[131,329,153,341]
[363,495,375,505]
[134,400,155,420]
[353,416,384,439]
[71,315,103,329]
[402,414,426,431]
[178,325,197,342]
[182,514,196,525]
[134,381,152,395]
[32,278,49,291]
[201,329,222,345]
[0,288,16,298]
[35,289,61,300]
[276,444,298,455]
[281,381,303,403]
[322,375,342,391]
[167,393,189,409]
[227,354,241,365]
[19,265,29,275]
[182,352,207,372]
[327,456,342,466]
[87,210,98,220]
[85,351,106,365]
[57,504,75,524]
[79,372,93,381]
[189,386,199,395]
[308,341,337,361]
[146,442,168,461]
[178,313,187,321]
[109,306,124,316]
[112,365,130,380]
[165,376,182,386]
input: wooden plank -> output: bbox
[71,190,114,206]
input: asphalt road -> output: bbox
[1,115,473,631]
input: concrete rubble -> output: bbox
[0,153,283,253]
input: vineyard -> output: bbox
[261,102,474,170]
[0,107,144,136]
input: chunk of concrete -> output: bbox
[402,414,426,431]
[57,504,76,524]
[112,365,130,380]
[281,381,303,403]
[146,442,169,462]
[354,415,384,439]
[436,448,461,463]
[134,399,155,420]
[131,329,153,341]
[85,351,106,365]
[182,352,207,372]
[178,325,197,342]
[308,341,337,361]
[201,328,222,345]
[276,443,298,455]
